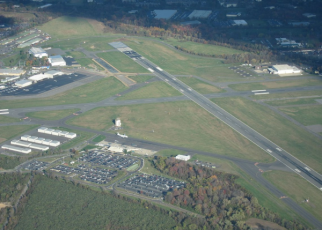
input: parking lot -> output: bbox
[117,174,185,198]
[0,73,88,96]
[228,66,254,77]
[51,164,118,185]
[79,151,139,170]
[22,160,49,171]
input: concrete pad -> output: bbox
[315,99,322,104]
[306,124,322,133]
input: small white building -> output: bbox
[231,20,247,26]
[29,47,48,58]
[175,155,191,161]
[2,144,31,154]
[48,55,66,66]
[268,65,302,75]
[21,135,31,141]
[15,80,32,88]
[38,127,48,133]
[303,13,316,18]
[65,132,77,139]
[115,117,122,127]
[29,73,52,82]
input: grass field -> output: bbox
[265,97,322,106]
[177,77,224,94]
[155,149,186,157]
[117,82,182,101]
[212,97,322,173]
[165,38,245,56]
[263,170,322,222]
[250,90,322,100]
[123,39,252,82]
[128,75,155,83]
[0,125,38,143]
[26,109,79,121]
[75,58,104,70]
[0,115,20,123]
[65,51,86,59]
[0,77,126,109]
[279,105,322,126]
[67,101,272,162]
[229,79,322,91]
[57,127,95,150]
[92,135,106,143]
[38,16,105,39]
[97,52,149,73]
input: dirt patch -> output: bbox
[0,137,7,143]
[90,45,95,49]
[246,218,286,230]
[0,202,11,209]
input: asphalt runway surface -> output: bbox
[0,73,88,96]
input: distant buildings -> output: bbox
[188,10,212,19]
[231,20,247,26]
[175,155,191,161]
[226,12,241,17]
[288,21,310,27]
[29,47,48,58]
[268,65,302,75]
[48,55,66,66]
[275,38,302,48]
[303,13,316,18]
[218,0,238,7]
[151,10,177,19]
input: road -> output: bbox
[110,41,322,203]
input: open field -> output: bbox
[0,77,126,109]
[177,77,224,94]
[123,39,255,82]
[117,82,181,101]
[26,109,79,121]
[250,90,322,100]
[265,97,322,106]
[92,135,106,143]
[229,79,322,91]
[155,149,186,157]
[76,58,104,70]
[165,38,245,56]
[67,101,272,162]
[38,16,106,39]
[65,51,86,59]
[0,125,38,143]
[14,177,177,230]
[263,170,322,222]
[279,105,322,126]
[212,97,322,173]
[128,75,155,83]
[0,115,20,123]
[97,52,149,73]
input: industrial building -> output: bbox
[28,73,52,82]
[268,65,302,75]
[15,79,33,88]
[11,140,49,151]
[1,76,20,83]
[175,155,191,161]
[18,38,42,48]
[2,144,32,154]
[37,127,77,139]
[151,10,177,19]
[188,10,212,19]
[48,55,66,66]
[21,135,61,147]
[275,38,301,48]
[46,70,64,76]
[29,47,48,58]
[0,69,25,76]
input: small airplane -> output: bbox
[117,132,128,138]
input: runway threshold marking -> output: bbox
[295,169,301,173]
[276,147,282,151]
[266,149,272,153]
[305,167,311,171]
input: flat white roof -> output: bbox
[272,64,294,71]
[29,47,46,54]
[38,127,48,131]
[2,144,31,153]
[15,79,32,86]
[153,10,177,19]
[29,73,51,81]
[46,70,64,75]
[188,10,212,19]
[232,20,247,25]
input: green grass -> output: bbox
[0,78,126,109]
[166,38,245,56]
[117,82,182,101]
[0,125,38,143]
[76,58,104,70]
[96,52,149,73]
[123,39,252,82]
[265,97,322,106]
[156,149,186,157]
[279,105,322,126]
[128,75,155,83]
[92,135,106,143]
[127,164,139,171]
[229,79,322,91]
[0,155,25,169]
[26,109,79,121]
[212,97,322,173]
[67,101,272,162]
[177,77,225,94]
[2,53,21,66]
[250,90,322,100]
[14,176,177,230]
[81,145,97,151]
[65,51,86,59]
[263,170,322,222]
[37,16,105,39]
[56,127,95,150]
[0,115,20,123]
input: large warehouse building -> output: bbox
[2,145,31,154]
[29,73,52,82]
[268,65,302,75]
[29,47,48,58]
[15,79,33,88]
[48,55,66,66]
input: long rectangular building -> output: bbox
[11,140,49,151]
[2,144,32,154]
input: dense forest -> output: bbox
[153,156,308,230]
[0,173,30,229]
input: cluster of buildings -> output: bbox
[1,127,76,154]
[29,47,67,66]
[15,70,64,88]
[275,38,302,48]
